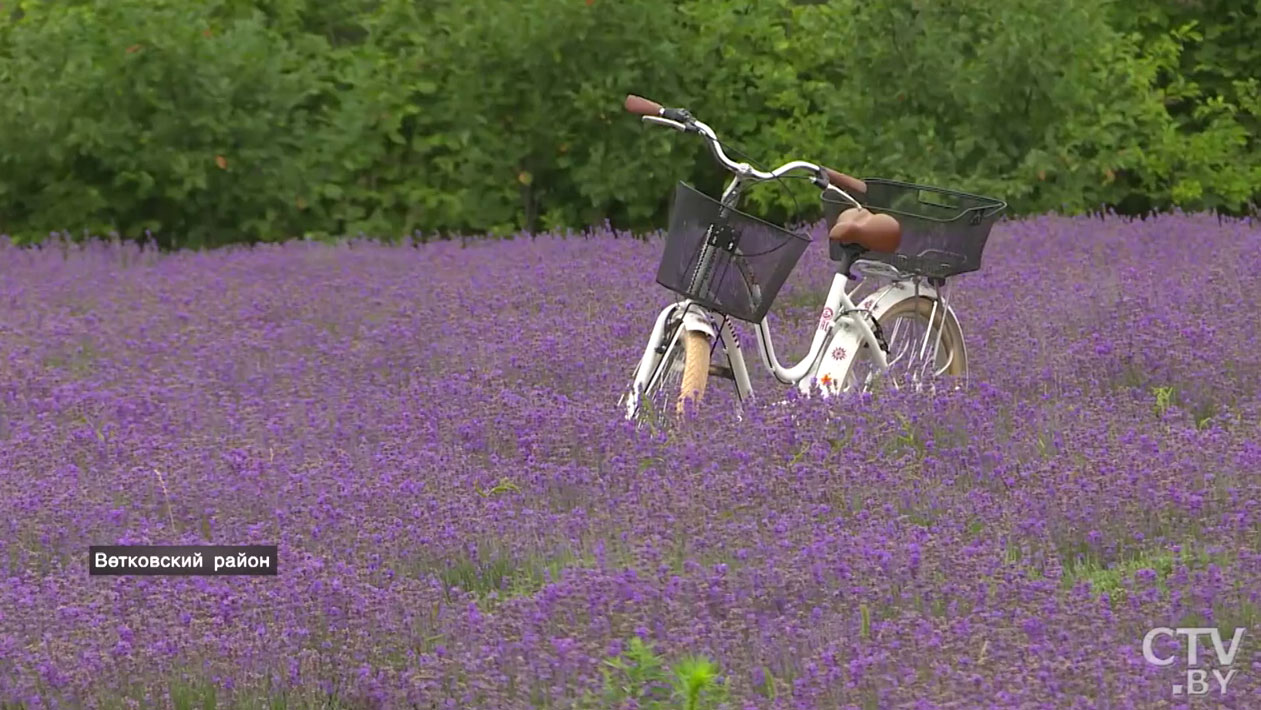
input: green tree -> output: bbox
[0,0,1256,247]
[0,0,336,246]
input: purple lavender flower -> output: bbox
[0,213,1258,707]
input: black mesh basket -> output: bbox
[656,182,811,323]
[822,179,1006,278]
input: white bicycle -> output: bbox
[619,94,1006,420]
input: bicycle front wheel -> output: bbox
[842,295,967,393]
[677,331,712,414]
[635,329,712,419]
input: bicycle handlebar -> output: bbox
[624,94,664,116]
[823,168,867,195]
[624,93,866,203]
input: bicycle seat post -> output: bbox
[829,241,867,279]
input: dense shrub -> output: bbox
[0,0,340,247]
[1107,0,1261,213]
[0,0,1256,246]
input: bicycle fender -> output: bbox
[859,280,937,313]
[680,310,717,340]
[860,282,967,362]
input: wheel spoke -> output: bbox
[648,349,684,414]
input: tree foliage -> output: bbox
[0,0,1256,246]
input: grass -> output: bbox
[1150,383,1219,429]
[1059,542,1236,608]
[3,675,369,710]
[0,645,731,710]
[435,546,585,606]
[576,637,728,710]
[1063,548,1178,600]
[40,340,101,377]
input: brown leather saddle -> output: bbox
[828,207,902,253]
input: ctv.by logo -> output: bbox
[1142,627,1246,696]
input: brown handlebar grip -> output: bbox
[824,168,867,194]
[624,94,664,116]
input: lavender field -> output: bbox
[1,212,1260,709]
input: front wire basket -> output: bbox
[656,182,811,323]
[822,179,1006,278]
